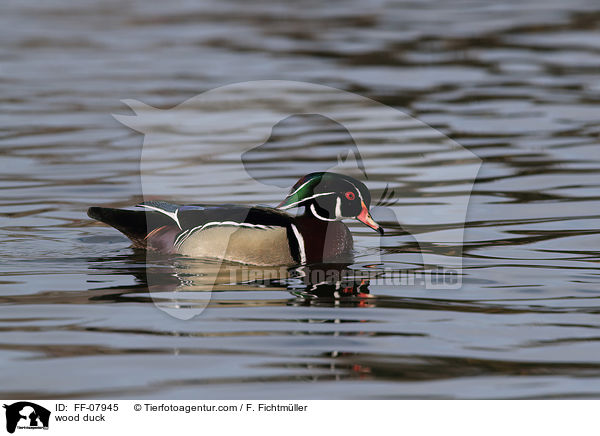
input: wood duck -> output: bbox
[87,172,383,266]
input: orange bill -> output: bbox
[357,202,384,235]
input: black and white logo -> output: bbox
[3,402,50,434]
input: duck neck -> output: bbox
[298,203,332,231]
[293,204,353,263]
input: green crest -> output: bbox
[277,173,325,210]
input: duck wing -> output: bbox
[89,201,296,254]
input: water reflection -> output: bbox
[138,257,375,315]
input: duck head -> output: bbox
[277,172,383,235]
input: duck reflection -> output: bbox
[139,257,374,315]
[85,251,374,315]
[286,263,373,307]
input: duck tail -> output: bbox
[87,207,177,250]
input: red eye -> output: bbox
[345,191,355,201]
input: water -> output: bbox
[1,0,599,399]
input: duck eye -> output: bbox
[345,191,355,201]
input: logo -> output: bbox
[3,402,50,434]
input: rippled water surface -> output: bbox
[1,0,599,399]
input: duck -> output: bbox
[87,172,383,266]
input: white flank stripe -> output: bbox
[173,229,191,248]
[175,221,275,249]
[290,224,306,264]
